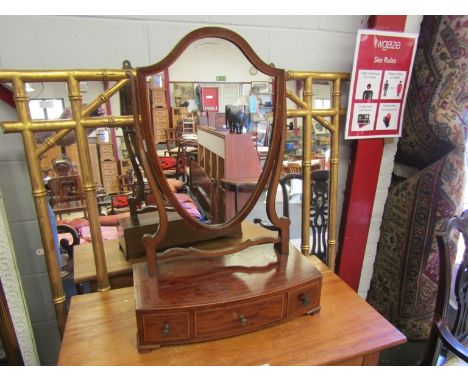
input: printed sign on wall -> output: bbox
[345,30,418,139]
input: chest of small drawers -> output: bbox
[151,88,167,108]
[100,160,119,194]
[98,143,114,161]
[133,243,322,351]
[152,108,169,143]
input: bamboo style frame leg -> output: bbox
[1,70,134,334]
[67,76,110,292]
[11,78,67,335]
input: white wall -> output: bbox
[169,38,271,83]
[0,16,366,71]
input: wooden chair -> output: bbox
[57,224,80,260]
[181,114,196,134]
[279,169,329,263]
[164,121,181,156]
[421,209,468,365]
[164,122,197,181]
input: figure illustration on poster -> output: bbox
[383,80,389,96]
[396,81,403,97]
[383,113,391,128]
[362,84,374,100]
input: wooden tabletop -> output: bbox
[59,267,406,365]
[73,221,278,284]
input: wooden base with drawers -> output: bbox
[133,243,322,351]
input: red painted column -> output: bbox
[0,84,15,109]
[163,69,173,128]
[103,80,120,165]
[336,16,407,291]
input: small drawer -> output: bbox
[155,125,168,132]
[153,109,168,117]
[106,185,120,194]
[101,168,118,176]
[141,312,189,343]
[102,177,118,185]
[152,89,165,96]
[152,98,166,107]
[156,132,167,141]
[100,152,114,161]
[154,116,169,124]
[287,282,320,317]
[101,161,117,171]
[152,97,165,102]
[99,144,113,153]
[194,295,284,339]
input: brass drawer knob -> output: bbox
[299,293,310,306]
[239,315,248,326]
[162,322,170,337]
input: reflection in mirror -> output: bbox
[146,37,276,226]
[284,80,331,166]
[277,80,333,259]
[29,80,123,212]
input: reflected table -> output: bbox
[220,177,259,214]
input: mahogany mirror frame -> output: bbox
[130,27,289,274]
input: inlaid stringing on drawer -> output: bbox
[194,295,284,338]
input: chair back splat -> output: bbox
[421,210,468,365]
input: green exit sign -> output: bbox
[216,75,226,81]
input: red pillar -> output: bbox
[163,69,173,128]
[0,84,15,109]
[336,16,407,291]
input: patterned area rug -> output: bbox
[367,16,467,340]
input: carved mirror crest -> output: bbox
[129,27,290,274]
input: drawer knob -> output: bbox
[239,315,248,326]
[162,322,170,337]
[299,293,310,306]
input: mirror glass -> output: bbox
[284,80,331,170]
[145,37,276,225]
[27,80,131,212]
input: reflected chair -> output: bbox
[181,114,196,134]
[57,224,80,260]
[164,121,197,181]
[279,169,329,263]
[421,210,468,365]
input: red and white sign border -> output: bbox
[345,29,419,140]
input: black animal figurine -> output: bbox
[225,105,247,134]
